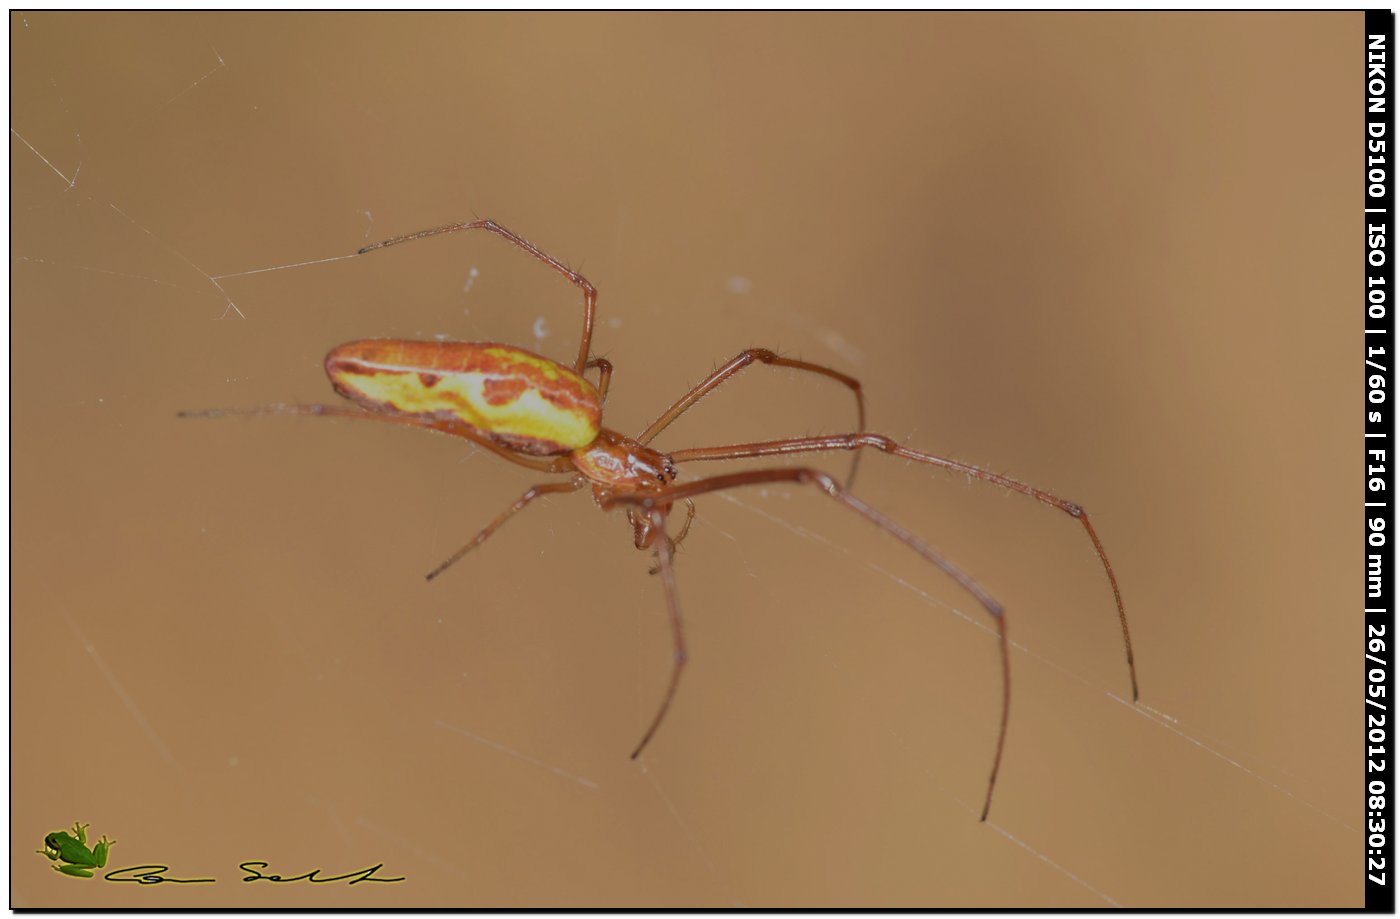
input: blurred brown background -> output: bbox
[12,12,1357,907]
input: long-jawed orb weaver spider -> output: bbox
[182,219,1139,821]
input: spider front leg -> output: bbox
[637,349,867,489]
[671,433,1139,702]
[358,219,598,374]
[603,467,1011,821]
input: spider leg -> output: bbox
[586,357,614,404]
[602,467,1010,821]
[647,498,697,575]
[672,498,698,549]
[426,478,586,581]
[637,349,867,489]
[179,403,574,474]
[631,506,689,760]
[358,219,598,374]
[670,433,1139,702]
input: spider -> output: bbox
[182,219,1138,821]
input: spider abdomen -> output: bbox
[325,339,602,455]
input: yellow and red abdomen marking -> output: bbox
[325,340,601,455]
